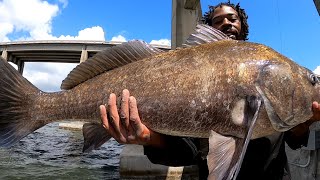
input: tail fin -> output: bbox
[0,57,43,147]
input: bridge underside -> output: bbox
[0,40,169,74]
[0,40,122,74]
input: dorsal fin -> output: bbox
[182,24,230,48]
[61,40,163,90]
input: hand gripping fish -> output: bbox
[0,25,319,179]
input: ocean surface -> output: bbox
[0,122,123,180]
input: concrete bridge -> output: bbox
[0,40,169,74]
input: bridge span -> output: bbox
[0,40,170,74]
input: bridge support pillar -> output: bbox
[171,0,202,49]
[1,49,8,61]
[17,61,24,74]
[80,45,88,63]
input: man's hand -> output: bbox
[311,101,320,121]
[100,89,165,147]
[289,101,320,137]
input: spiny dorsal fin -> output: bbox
[182,24,230,48]
[61,40,163,90]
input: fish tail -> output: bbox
[0,57,43,147]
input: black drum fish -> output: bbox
[0,25,319,179]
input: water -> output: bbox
[0,122,123,180]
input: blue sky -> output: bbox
[1,0,320,91]
[49,0,320,70]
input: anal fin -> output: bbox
[82,122,112,153]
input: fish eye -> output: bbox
[308,73,319,85]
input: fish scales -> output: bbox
[0,39,319,148]
[26,41,299,138]
[36,41,244,138]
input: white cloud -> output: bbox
[55,26,105,41]
[150,39,171,46]
[111,35,127,42]
[0,22,14,42]
[314,66,320,75]
[23,62,77,92]
[0,0,59,41]
[0,0,105,42]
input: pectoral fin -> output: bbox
[207,130,238,180]
[207,97,262,180]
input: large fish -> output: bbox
[0,25,319,179]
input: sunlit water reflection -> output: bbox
[0,122,123,179]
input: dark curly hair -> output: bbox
[202,1,249,41]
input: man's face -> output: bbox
[211,5,242,40]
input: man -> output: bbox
[99,2,320,179]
